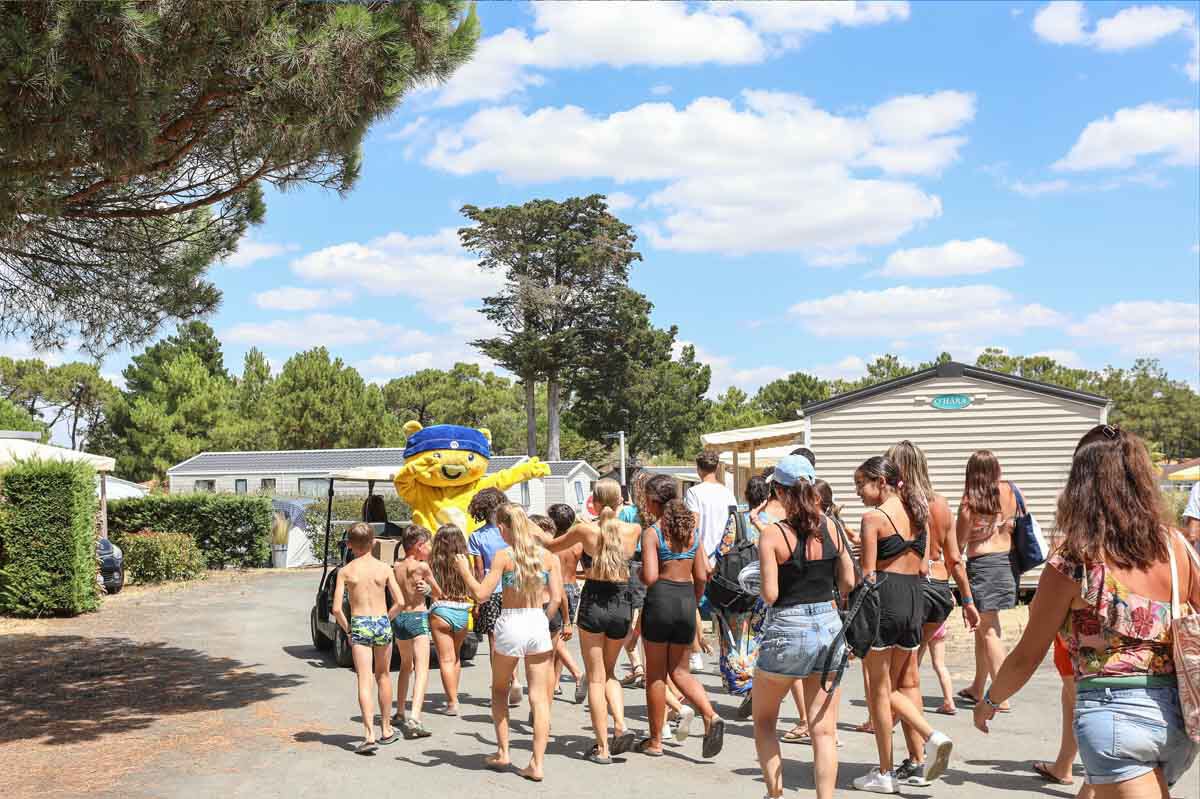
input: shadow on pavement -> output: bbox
[281,644,342,669]
[939,760,1076,794]
[293,730,363,753]
[0,634,305,746]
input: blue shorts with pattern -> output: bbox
[392,610,430,641]
[350,615,393,647]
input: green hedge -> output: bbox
[108,494,272,568]
[0,459,99,616]
[122,531,206,583]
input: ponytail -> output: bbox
[858,455,929,530]
[497,504,546,600]
[592,505,629,582]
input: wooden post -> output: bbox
[749,441,757,476]
[731,448,740,500]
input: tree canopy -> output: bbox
[0,0,478,353]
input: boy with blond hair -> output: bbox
[392,525,439,738]
[333,522,403,753]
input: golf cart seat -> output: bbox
[373,537,404,564]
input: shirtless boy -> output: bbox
[332,522,404,754]
[392,525,440,739]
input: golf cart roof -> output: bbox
[325,466,403,482]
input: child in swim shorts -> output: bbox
[393,525,439,738]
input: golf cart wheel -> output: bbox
[334,627,354,668]
[310,606,332,651]
[106,567,124,595]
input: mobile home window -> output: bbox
[193,479,216,493]
[234,479,247,495]
[520,481,531,508]
[260,478,276,492]
[574,481,585,507]
[298,478,326,498]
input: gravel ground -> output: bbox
[1,569,1196,799]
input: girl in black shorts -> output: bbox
[634,475,724,759]
[546,478,642,763]
[853,456,953,793]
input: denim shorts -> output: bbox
[1074,685,1199,786]
[756,602,844,679]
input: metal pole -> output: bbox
[619,430,626,488]
[320,477,334,586]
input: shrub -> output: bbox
[0,458,98,616]
[108,494,272,568]
[121,530,206,583]
[1163,488,1190,526]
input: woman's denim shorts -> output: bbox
[756,602,844,679]
[1074,685,1199,786]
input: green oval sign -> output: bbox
[931,393,973,410]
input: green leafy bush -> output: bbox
[121,530,206,583]
[108,494,272,568]
[0,458,98,616]
[299,494,411,565]
[1163,488,1190,526]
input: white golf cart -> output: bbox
[308,466,478,668]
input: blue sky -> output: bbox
[10,1,1200,395]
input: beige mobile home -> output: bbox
[801,361,1110,540]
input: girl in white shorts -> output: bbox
[456,503,564,783]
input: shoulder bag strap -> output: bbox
[1168,528,1181,622]
[830,514,862,583]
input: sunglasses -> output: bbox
[1101,424,1123,440]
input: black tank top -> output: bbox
[775,519,839,607]
[874,508,927,562]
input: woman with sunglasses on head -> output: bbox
[752,456,854,799]
[886,440,981,786]
[635,474,725,759]
[956,450,1020,710]
[853,455,953,793]
[975,425,1200,798]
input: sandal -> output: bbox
[1032,761,1073,785]
[932,705,957,716]
[701,717,725,759]
[621,667,645,688]
[610,730,635,756]
[955,688,980,705]
[354,740,378,755]
[852,720,875,734]
[780,726,810,743]
[634,737,664,757]
[585,745,612,765]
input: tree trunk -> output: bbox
[525,378,537,457]
[547,374,561,461]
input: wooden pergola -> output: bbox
[700,419,807,499]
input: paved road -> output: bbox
[2,569,1196,799]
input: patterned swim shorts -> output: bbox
[350,614,393,647]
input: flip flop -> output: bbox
[1032,761,1073,785]
[585,745,612,765]
[701,717,725,759]
[377,732,399,745]
[634,737,664,757]
[354,740,378,755]
[955,689,979,705]
[932,706,958,716]
[781,726,810,743]
[736,694,753,720]
[852,721,875,733]
[610,730,635,756]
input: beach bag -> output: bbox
[706,505,759,614]
[818,518,872,691]
[1166,529,1200,743]
[1010,482,1047,574]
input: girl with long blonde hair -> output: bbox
[547,478,642,763]
[455,503,563,782]
[429,525,473,716]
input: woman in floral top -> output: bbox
[975,425,1200,797]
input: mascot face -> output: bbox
[402,421,491,488]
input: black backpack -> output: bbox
[820,518,880,692]
[704,505,759,614]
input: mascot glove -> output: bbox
[412,453,442,480]
[528,456,552,478]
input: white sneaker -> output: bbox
[853,769,898,794]
[923,730,953,782]
[673,705,695,743]
[689,653,705,673]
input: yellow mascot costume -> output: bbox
[393,421,550,534]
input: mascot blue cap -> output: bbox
[403,424,492,460]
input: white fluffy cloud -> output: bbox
[434,2,909,107]
[1053,103,1199,171]
[674,340,787,397]
[1007,178,1072,196]
[253,286,353,312]
[810,355,871,381]
[221,237,300,269]
[1069,301,1200,356]
[225,314,434,352]
[788,285,1064,338]
[291,228,502,307]
[428,90,973,255]
[880,238,1024,277]
[1033,2,1198,79]
[605,192,638,212]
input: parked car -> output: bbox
[97,537,124,594]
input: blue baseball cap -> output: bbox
[403,424,491,460]
[769,454,816,487]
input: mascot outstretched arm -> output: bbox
[394,421,550,534]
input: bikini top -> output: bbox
[501,568,550,589]
[872,508,926,562]
[653,524,698,563]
